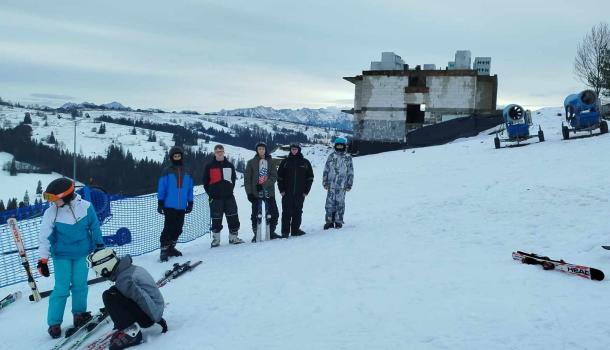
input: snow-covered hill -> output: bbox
[216,106,353,130]
[1,107,610,349]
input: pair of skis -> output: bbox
[0,291,22,311]
[53,260,202,350]
[255,198,271,242]
[512,251,605,281]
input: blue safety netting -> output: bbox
[0,188,210,288]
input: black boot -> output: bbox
[334,223,343,229]
[160,246,169,262]
[270,232,282,240]
[323,222,334,230]
[48,325,61,339]
[167,244,182,257]
[73,311,92,328]
[291,229,307,236]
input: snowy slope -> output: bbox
[1,107,610,349]
[216,106,353,130]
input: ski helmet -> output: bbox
[289,142,301,154]
[255,141,267,150]
[43,178,75,202]
[88,248,119,277]
[334,137,347,145]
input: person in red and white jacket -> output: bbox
[202,144,243,247]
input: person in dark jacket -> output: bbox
[203,144,243,247]
[157,146,194,262]
[88,248,167,350]
[277,143,314,237]
[244,141,280,241]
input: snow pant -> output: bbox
[160,208,185,247]
[48,256,88,326]
[102,286,154,330]
[210,196,240,234]
[250,197,279,234]
[281,194,305,235]
[324,188,347,225]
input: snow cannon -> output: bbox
[493,104,544,149]
[562,90,608,139]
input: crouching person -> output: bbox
[88,248,167,350]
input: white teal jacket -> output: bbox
[38,194,104,260]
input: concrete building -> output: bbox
[344,51,498,150]
[473,57,492,75]
[370,52,405,71]
[423,64,436,70]
[454,50,471,69]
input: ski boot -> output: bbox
[160,246,169,262]
[323,222,334,230]
[334,223,343,229]
[270,232,282,240]
[65,311,93,337]
[291,229,307,236]
[229,233,244,244]
[168,243,182,257]
[109,323,142,350]
[211,232,220,248]
[48,324,61,339]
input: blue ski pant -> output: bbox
[48,256,88,326]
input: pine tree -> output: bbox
[23,190,30,206]
[7,198,17,210]
[23,112,32,124]
[131,127,137,135]
[48,131,57,144]
[0,200,5,212]
[9,159,17,176]
[36,180,43,195]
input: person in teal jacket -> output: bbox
[37,178,104,339]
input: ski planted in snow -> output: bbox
[512,251,605,281]
[255,199,263,242]
[0,291,22,310]
[601,246,610,250]
[7,218,42,302]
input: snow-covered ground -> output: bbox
[1,107,610,349]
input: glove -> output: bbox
[37,258,50,277]
[94,244,105,252]
[185,201,193,214]
[345,188,351,192]
[256,184,263,192]
[324,185,329,190]
[247,194,257,203]
[157,200,164,215]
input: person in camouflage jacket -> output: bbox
[322,137,354,229]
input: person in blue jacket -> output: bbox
[37,177,105,339]
[157,146,194,262]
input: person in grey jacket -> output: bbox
[323,137,354,229]
[88,248,167,350]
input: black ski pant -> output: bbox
[160,208,185,247]
[281,194,305,235]
[102,287,154,330]
[210,196,240,234]
[250,197,279,234]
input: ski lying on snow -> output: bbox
[512,251,604,281]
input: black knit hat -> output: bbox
[168,146,183,159]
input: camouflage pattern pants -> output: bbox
[325,188,346,224]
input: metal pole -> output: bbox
[73,118,77,181]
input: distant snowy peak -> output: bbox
[59,101,130,111]
[216,106,353,130]
[101,102,127,110]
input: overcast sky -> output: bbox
[1,0,609,112]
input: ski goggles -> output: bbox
[42,183,75,202]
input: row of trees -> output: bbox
[575,22,610,98]
[0,124,247,198]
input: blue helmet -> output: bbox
[334,137,347,145]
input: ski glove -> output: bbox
[157,200,164,215]
[247,194,257,203]
[185,201,193,214]
[256,184,263,192]
[37,258,50,277]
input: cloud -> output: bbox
[30,93,75,100]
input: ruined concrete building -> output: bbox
[344,51,498,151]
